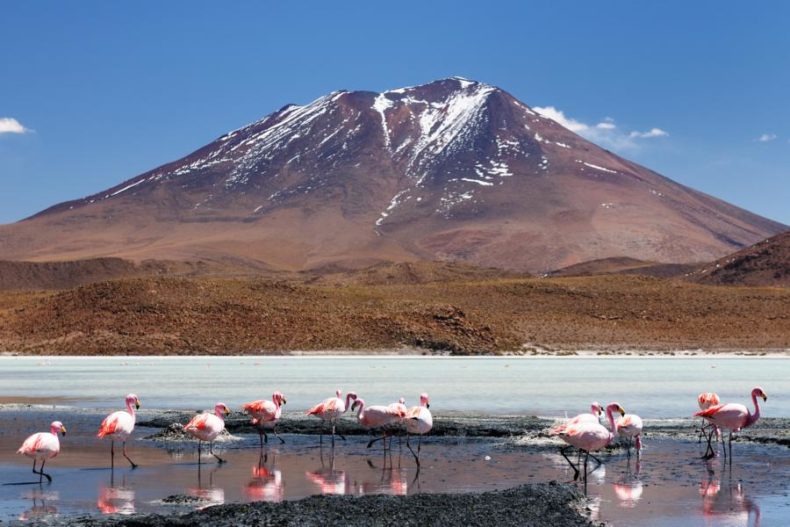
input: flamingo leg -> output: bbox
[39,459,51,483]
[418,435,422,454]
[406,433,420,467]
[588,453,603,473]
[110,440,115,470]
[210,442,225,464]
[560,446,580,481]
[123,441,138,469]
[259,430,264,449]
[583,452,589,486]
[367,435,386,449]
[197,440,202,465]
[273,425,285,445]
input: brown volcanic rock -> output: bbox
[0,78,784,272]
[689,230,790,286]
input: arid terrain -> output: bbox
[1,265,788,355]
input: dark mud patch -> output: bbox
[60,483,599,527]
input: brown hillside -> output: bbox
[688,231,790,287]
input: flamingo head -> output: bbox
[591,402,603,416]
[607,403,625,417]
[351,398,364,412]
[398,397,406,405]
[335,389,342,398]
[420,393,430,409]
[50,421,66,437]
[346,391,358,401]
[215,402,231,416]
[126,393,140,410]
[752,387,767,402]
[273,391,286,405]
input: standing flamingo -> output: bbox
[368,397,408,450]
[351,398,406,452]
[307,389,357,447]
[697,392,721,446]
[17,421,66,483]
[615,411,644,457]
[695,387,767,461]
[97,394,141,469]
[242,391,287,447]
[183,402,231,464]
[557,403,624,482]
[549,402,604,435]
[404,393,432,467]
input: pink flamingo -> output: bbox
[183,402,231,464]
[697,392,721,446]
[695,387,767,461]
[615,412,643,457]
[557,403,624,482]
[307,389,357,447]
[97,393,141,469]
[351,398,406,451]
[549,402,604,435]
[405,393,432,467]
[242,391,287,447]
[17,421,66,483]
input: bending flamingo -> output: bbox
[549,402,604,435]
[695,387,767,461]
[368,397,409,450]
[557,403,624,482]
[697,392,721,446]
[615,411,644,457]
[306,389,357,446]
[404,393,432,467]
[351,398,406,451]
[17,421,66,483]
[184,402,231,464]
[97,393,141,469]
[242,391,287,447]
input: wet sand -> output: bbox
[1,406,789,525]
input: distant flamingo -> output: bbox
[351,398,406,451]
[695,387,767,461]
[549,402,604,435]
[242,391,287,447]
[404,393,432,467]
[97,394,141,469]
[306,389,357,446]
[697,392,721,446]
[557,403,624,482]
[615,412,644,457]
[17,421,66,483]
[183,402,231,464]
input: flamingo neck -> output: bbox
[126,400,136,417]
[272,394,281,410]
[344,394,354,412]
[215,408,225,420]
[355,400,365,418]
[746,392,762,427]
[49,425,60,435]
[605,407,617,434]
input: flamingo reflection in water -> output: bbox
[612,457,642,508]
[188,463,225,509]
[306,447,349,495]
[244,450,284,502]
[700,472,761,526]
[18,489,58,521]
[97,477,135,515]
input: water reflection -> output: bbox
[244,451,284,502]
[700,472,761,526]
[306,447,348,495]
[97,479,135,515]
[188,464,225,508]
[612,458,643,508]
[19,489,58,521]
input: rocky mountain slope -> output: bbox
[1,77,784,272]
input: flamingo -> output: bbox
[549,402,604,435]
[404,393,432,467]
[306,389,357,446]
[697,392,721,446]
[351,398,406,451]
[615,412,643,457]
[97,393,141,469]
[17,421,66,483]
[242,391,287,447]
[695,387,767,461]
[183,402,231,464]
[557,403,624,482]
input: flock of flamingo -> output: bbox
[17,386,766,486]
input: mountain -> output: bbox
[0,77,785,272]
[688,230,790,286]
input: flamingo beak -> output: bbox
[426,403,430,409]
[224,406,231,415]
[618,406,625,416]
[762,394,768,402]
[135,399,141,410]
[282,397,287,405]
[60,425,67,436]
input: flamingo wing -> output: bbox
[185,413,210,431]
[97,413,121,438]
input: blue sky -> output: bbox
[1,1,788,225]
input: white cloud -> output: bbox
[0,117,30,134]
[756,133,777,142]
[533,106,668,151]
